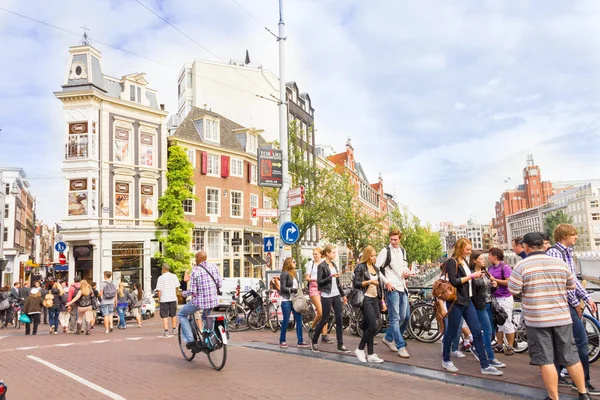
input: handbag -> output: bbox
[291,278,308,313]
[491,298,508,326]
[349,288,364,308]
[91,295,100,310]
[432,259,458,302]
[0,298,9,311]
[19,313,31,324]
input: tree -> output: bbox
[545,210,574,244]
[155,145,196,277]
[389,208,443,265]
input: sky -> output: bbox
[1,0,599,229]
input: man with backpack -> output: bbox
[547,225,599,396]
[376,228,411,358]
[99,271,117,334]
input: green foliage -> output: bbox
[389,208,443,264]
[544,210,574,244]
[155,145,196,277]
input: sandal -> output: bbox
[279,342,288,348]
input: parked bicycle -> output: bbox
[246,289,277,331]
[178,313,229,371]
[224,282,249,332]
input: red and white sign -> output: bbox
[251,208,279,218]
[288,195,305,207]
[288,186,305,198]
[58,252,67,265]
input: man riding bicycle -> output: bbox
[178,250,223,350]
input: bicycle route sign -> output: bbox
[55,241,67,252]
[279,221,299,245]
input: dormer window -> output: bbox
[246,133,258,155]
[193,118,220,144]
[129,84,142,104]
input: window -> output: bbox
[4,204,8,219]
[114,182,130,217]
[593,213,600,221]
[250,164,257,184]
[68,179,89,217]
[3,227,7,242]
[231,191,243,218]
[186,149,195,168]
[207,188,220,215]
[205,120,219,142]
[114,129,131,163]
[596,238,600,247]
[207,154,220,175]
[244,239,251,254]
[186,70,192,88]
[5,184,9,195]
[592,201,599,208]
[246,133,258,154]
[192,230,205,252]
[593,226,600,234]
[140,185,155,217]
[140,133,154,167]
[233,232,241,256]
[231,158,243,177]
[130,84,136,102]
[137,87,141,104]
[264,197,272,209]
[250,194,258,216]
[223,231,231,257]
[207,231,220,258]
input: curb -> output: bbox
[235,341,578,400]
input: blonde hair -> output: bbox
[359,246,377,265]
[554,223,577,243]
[52,282,64,296]
[282,257,296,278]
[313,247,322,258]
[118,282,126,298]
[321,245,334,258]
[80,280,91,297]
[452,238,472,260]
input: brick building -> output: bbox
[170,107,277,279]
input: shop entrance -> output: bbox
[112,242,144,288]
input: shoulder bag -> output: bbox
[491,298,508,326]
[432,258,457,302]
[291,279,308,313]
[197,264,222,296]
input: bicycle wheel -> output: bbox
[207,342,227,371]
[178,323,196,361]
[408,303,442,343]
[583,315,600,364]
[268,303,279,332]
[225,304,248,332]
[511,309,528,354]
[247,308,267,330]
[356,308,383,337]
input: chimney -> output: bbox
[160,104,165,111]
[203,104,208,110]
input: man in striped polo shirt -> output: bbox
[508,232,590,400]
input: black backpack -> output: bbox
[379,245,406,276]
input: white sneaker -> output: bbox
[481,366,503,376]
[367,354,384,363]
[354,348,366,363]
[442,361,459,372]
[398,347,410,358]
[451,350,465,358]
[382,337,397,352]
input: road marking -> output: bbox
[91,340,110,344]
[16,346,39,351]
[124,337,142,341]
[0,336,6,340]
[55,343,75,347]
[27,355,126,400]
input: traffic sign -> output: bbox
[58,252,66,265]
[54,233,63,243]
[288,195,305,207]
[264,237,275,252]
[280,221,299,245]
[252,208,279,218]
[55,242,67,252]
[288,186,305,198]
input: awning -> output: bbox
[244,255,261,266]
[254,256,267,265]
[244,234,262,245]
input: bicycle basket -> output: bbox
[242,290,262,310]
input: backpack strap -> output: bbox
[380,246,392,275]
[551,245,567,262]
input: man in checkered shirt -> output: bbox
[178,250,223,349]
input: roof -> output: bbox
[171,107,267,152]
[371,182,382,191]
[327,152,347,167]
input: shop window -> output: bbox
[68,179,88,216]
[115,182,130,217]
[141,185,155,217]
[114,129,131,164]
[140,134,154,167]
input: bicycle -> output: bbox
[406,288,443,343]
[246,289,277,330]
[224,282,249,332]
[178,312,229,371]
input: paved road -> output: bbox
[0,318,516,400]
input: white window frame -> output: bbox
[230,158,243,177]
[204,119,220,143]
[207,154,220,176]
[263,197,272,209]
[183,186,195,215]
[139,131,155,168]
[250,164,257,185]
[186,149,196,169]
[192,230,205,252]
[230,190,243,218]
[207,231,220,259]
[206,187,220,216]
[250,194,258,216]
[223,231,231,257]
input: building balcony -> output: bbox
[65,143,88,159]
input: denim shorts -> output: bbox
[100,304,114,317]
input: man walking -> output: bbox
[157,263,180,337]
[99,271,117,334]
[546,224,599,395]
[377,228,411,358]
[509,232,590,400]
[178,251,222,349]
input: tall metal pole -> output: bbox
[277,0,290,268]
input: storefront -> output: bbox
[73,245,94,281]
[111,242,145,286]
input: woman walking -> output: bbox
[279,257,309,348]
[66,280,94,335]
[48,282,64,335]
[305,247,333,344]
[441,238,502,376]
[116,283,130,330]
[311,245,349,353]
[0,286,16,329]
[23,288,43,335]
[353,246,385,363]
[130,282,143,328]
[470,251,505,369]
[487,247,515,355]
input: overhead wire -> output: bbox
[0,7,279,104]
[229,0,278,38]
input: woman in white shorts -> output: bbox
[487,247,515,355]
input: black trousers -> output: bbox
[312,295,343,346]
[359,297,381,355]
[25,313,41,335]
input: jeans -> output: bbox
[177,301,209,344]
[444,316,462,351]
[476,305,495,361]
[384,290,410,350]
[359,297,381,355]
[443,301,489,369]
[116,305,127,328]
[556,305,590,383]
[279,300,304,345]
[48,308,60,332]
[313,295,343,345]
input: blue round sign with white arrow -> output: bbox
[280,221,299,245]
